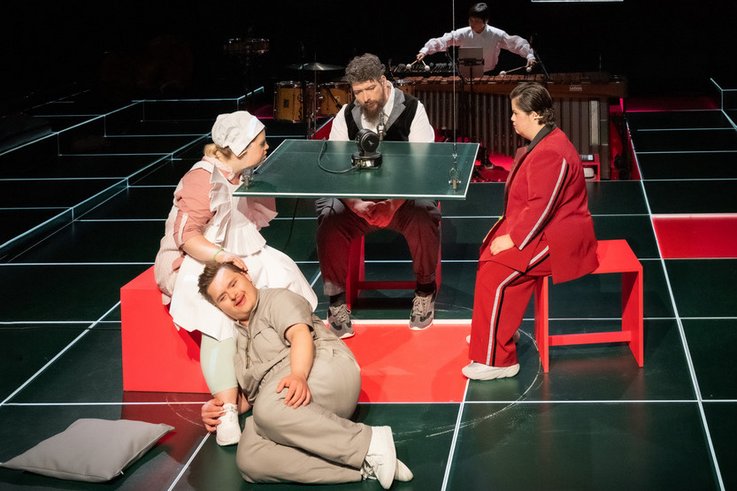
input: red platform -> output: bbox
[120,266,468,401]
[534,239,644,372]
[120,266,210,393]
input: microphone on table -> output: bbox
[351,129,383,169]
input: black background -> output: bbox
[1,0,735,113]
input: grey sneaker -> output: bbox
[409,291,435,330]
[328,303,354,339]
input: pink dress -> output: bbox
[154,158,318,340]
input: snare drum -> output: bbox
[274,81,315,122]
[318,82,353,116]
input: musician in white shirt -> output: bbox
[416,2,536,73]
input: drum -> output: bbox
[318,82,353,116]
[274,81,315,122]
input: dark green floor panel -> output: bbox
[274,197,320,218]
[10,325,125,403]
[260,219,319,262]
[13,221,163,263]
[176,403,458,490]
[644,180,737,213]
[626,110,729,130]
[467,319,694,402]
[0,323,88,400]
[665,259,737,317]
[451,402,718,491]
[0,210,74,262]
[2,155,163,180]
[128,159,195,185]
[586,180,648,215]
[683,319,737,400]
[82,187,176,219]
[0,178,124,208]
[631,128,737,152]
[703,402,737,491]
[637,152,737,180]
[0,209,67,246]
[439,217,496,261]
[591,214,659,258]
[0,264,149,322]
[58,134,200,155]
[439,182,504,217]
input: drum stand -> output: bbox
[300,70,319,139]
[289,62,344,139]
[457,56,491,167]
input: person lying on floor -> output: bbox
[197,261,413,489]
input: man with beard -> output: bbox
[317,53,441,338]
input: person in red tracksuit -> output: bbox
[463,82,599,381]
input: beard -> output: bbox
[360,95,386,122]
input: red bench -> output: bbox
[120,266,209,393]
[534,239,644,372]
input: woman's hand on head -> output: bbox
[216,250,247,271]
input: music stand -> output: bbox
[456,47,486,164]
[457,46,484,80]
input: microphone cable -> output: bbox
[280,196,301,251]
[316,138,356,174]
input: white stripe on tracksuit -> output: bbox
[484,246,550,366]
[519,159,568,249]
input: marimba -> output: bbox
[394,72,626,178]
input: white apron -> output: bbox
[168,161,318,341]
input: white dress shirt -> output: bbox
[420,24,534,72]
[329,86,435,143]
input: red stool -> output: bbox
[345,234,442,310]
[534,239,644,372]
[120,266,209,393]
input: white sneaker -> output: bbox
[462,362,520,381]
[215,403,241,446]
[395,458,414,482]
[465,330,520,344]
[363,457,414,484]
[363,426,397,489]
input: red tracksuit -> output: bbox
[469,127,599,367]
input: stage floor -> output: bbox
[0,86,735,490]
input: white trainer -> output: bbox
[395,458,414,482]
[363,426,397,489]
[462,362,520,381]
[215,403,241,446]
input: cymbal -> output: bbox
[287,62,344,72]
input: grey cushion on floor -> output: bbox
[0,418,174,482]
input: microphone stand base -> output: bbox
[351,152,383,169]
